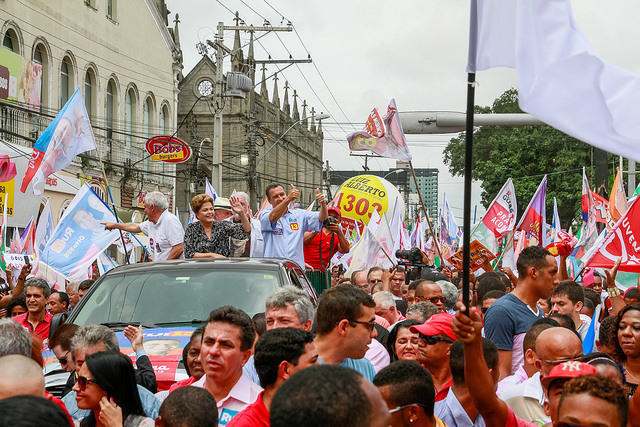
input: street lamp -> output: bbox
[383,169,404,179]
[256,113,330,166]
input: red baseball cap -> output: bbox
[328,206,341,217]
[540,361,597,391]
[410,313,456,341]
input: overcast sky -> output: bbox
[165,0,640,222]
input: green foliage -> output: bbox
[443,88,595,228]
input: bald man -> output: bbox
[415,280,446,312]
[0,354,45,399]
[499,327,583,424]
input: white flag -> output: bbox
[468,0,640,162]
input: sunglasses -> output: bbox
[388,403,424,414]
[58,351,71,365]
[415,295,446,304]
[76,375,100,390]
[347,319,377,332]
[419,335,454,346]
[539,355,584,366]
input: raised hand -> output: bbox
[315,188,326,205]
[289,184,300,201]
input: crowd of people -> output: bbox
[1,183,640,426]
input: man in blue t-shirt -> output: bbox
[484,246,558,380]
[314,284,378,382]
[260,183,328,268]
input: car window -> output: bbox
[72,268,281,326]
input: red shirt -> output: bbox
[303,230,340,270]
[226,391,269,427]
[434,379,452,402]
[13,311,53,343]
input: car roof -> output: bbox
[104,257,299,275]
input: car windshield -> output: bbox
[72,267,281,326]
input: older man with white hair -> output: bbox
[103,191,184,261]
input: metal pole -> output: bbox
[462,73,476,313]
[409,161,442,261]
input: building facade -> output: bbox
[0,0,181,227]
[175,27,324,218]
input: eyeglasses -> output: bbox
[419,334,454,346]
[415,295,446,304]
[58,351,71,365]
[388,403,423,414]
[346,319,377,332]
[368,279,383,284]
[75,375,100,390]
[539,355,584,366]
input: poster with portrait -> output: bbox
[39,184,119,279]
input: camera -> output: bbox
[395,247,424,265]
[322,216,338,228]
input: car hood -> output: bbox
[44,326,197,394]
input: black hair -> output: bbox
[0,395,71,427]
[449,339,498,385]
[50,290,70,307]
[482,290,506,302]
[80,351,145,427]
[254,328,315,388]
[625,288,640,300]
[476,272,508,302]
[5,296,27,317]
[524,319,558,352]
[207,306,255,351]
[553,281,585,305]
[408,280,421,291]
[252,312,267,337]
[516,246,552,277]
[373,360,435,417]
[78,280,95,291]
[158,386,218,427]
[559,375,627,427]
[315,284,375,335]
[548,313,579,336]
[271,365,371,427]
[582,298,594,311]
[598,315,617,349]
[613,303,640,362]
[265,183,283,199]
[182,326,205,377]
[385,319,421,362]
[583,287,601,310]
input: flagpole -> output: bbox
[462,72,476,312]
[94,146,132,264]
[493,232,515,270]
[408,161,442,262]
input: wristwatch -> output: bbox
[607,287,622,298]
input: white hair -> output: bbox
[144,191,169,211]
[235,192,250,205]
[373,291,396,310]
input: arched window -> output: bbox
[2,29,17,52]
[143,97,154,177]
[106,79,116,140]
[84,69,94,117]
[125,87,136,159]
[60,56,74,107]
[160,104,169,134]
[33,43,49,110]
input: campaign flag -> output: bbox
[20,217,36,255]
[482,178,517,238]
[344,225,383,277]
[467,0,640,163]
[347,99,412,162]
[591,191,609,224]
[9,228,22,254]
[21,88,96,194]
[188,203,197,224]
[40,184,120,279]
[96,251,118,276]
[0,195,7,270]
[583,195,640,272]
[441,194,460,246]
[374,212,396,269]
[34,198,54,256]
[254,196,271,219]
[609,167,628,230]
[551,197,562,243]
[205,178,218,202]
[581,168,598,244]
[517,175,547,245]
[410,216,421,248]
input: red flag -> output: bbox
[608,167,628,230]
[517,175,547,244]
[482,178,518,238]
[584,196,640,272]
[591,191,608,224]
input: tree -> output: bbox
[443,88,608,228]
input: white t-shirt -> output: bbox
[139,210,185,261]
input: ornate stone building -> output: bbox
[175,27,324,217]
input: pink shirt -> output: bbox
[193,373,262,426]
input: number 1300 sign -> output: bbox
[333,175,401,225]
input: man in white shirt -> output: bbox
[103,191,184,261]
[193,306,262,426]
